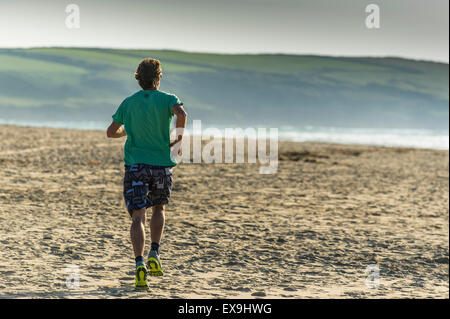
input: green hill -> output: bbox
[0,48,448,129]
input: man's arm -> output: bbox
[106,122,127,138]
[170,104,187,147]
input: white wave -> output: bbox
[0,119,110,130]
[277,127,449,150]
[1,119,448,150]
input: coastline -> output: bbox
[0,121,448,151]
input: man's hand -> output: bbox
[170,104,187,156]
[106,122,127,138]
[170,137,183,156]
[170,136,182,147]
[171,103,187,141]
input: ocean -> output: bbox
[0,119,448,150]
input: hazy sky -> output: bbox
[0,0,448,62]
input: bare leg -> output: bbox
[130,208,146,257]
[150,205,165,244]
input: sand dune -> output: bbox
[0,125,448,298]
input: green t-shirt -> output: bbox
[112,90,182,167]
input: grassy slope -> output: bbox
[0,48,448,128]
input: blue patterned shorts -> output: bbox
[123,164,173,216]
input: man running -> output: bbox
[106,58,187,289]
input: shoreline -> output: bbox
[0,123,448,152]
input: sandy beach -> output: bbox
[0,124,448,299]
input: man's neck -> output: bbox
[144,83,160,91]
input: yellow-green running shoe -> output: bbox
[147,250,163,276]
[135,265,149,289]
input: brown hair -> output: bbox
[134,58,162,90]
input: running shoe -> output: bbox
[135,265,149,289]
[147,250,163,276]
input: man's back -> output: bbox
[112,89,182,167]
